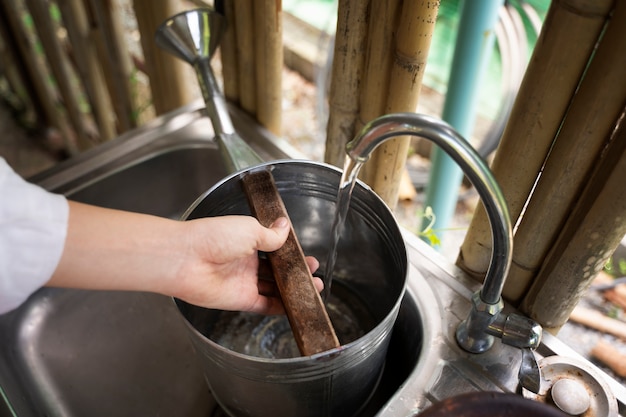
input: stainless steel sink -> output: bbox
[1,101,625,416]
[0,102,428,417]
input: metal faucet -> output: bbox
[346,113,542,385]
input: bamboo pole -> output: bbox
[456,0,615,291]
[506,0,626,304]
[133,0,191,116]
[357,0,402,185]
[369,0,439,208]
[25,0,92,150]
[220,0,239,103]
[253,0,282,135]
[323,0,370,168]
[233,0,256,115]
[0,1,76,153]
[86,0,137,132]
[0,9,40,122]
[520,105,626,331]
[58,0,116,141]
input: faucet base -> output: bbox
[456,291,503,353]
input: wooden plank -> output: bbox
[241,169,340,356]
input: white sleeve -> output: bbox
[0,158,69,314]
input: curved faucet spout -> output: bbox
[347,112,512,305]
[346,113,541,357]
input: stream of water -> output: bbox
[322,157,363,301]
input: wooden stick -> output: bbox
[323,0,369,168]
[457,0,616,294]
[241,169,340,356]
[591,339,626,378]
[569,306,626,341]
[605,285,626,311]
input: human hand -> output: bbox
[171,215,322,315]
[49,203,322,316]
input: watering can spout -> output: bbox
[155,8,263,172]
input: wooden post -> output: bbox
[505,0,626,303]
[234,0,256,115]
[368,0,439,208]
[58,0,116,141]
[220,0,240,103]
[520,105,626,331]
[323,0,370,168]
[86,0,138,132]
[456,0,615,291]
[253,0,282,135]
[357,0,402,185]
[133,0,193,116]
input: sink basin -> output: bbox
[0,102,431,416]
[3,101,624,417]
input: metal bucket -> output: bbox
[176,160,408,417]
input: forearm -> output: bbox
[48,201,184,296]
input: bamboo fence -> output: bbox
[325,0,440,209]
[369,0,439,207]
[522,104,626,332]
[0,0,78,153]
[323,0,369,168]
[516,0,626,330]
[218,0,283,135]
[57,0,116,142]
[133,0,192,116]
[457,0,616,300]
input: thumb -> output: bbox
[257,217,290,252]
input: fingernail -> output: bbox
[273,217,289,228]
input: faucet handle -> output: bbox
[519,347,541,394]
[487,314,543,393]
[488,313,542,350]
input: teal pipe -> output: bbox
[421,0,503,247]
